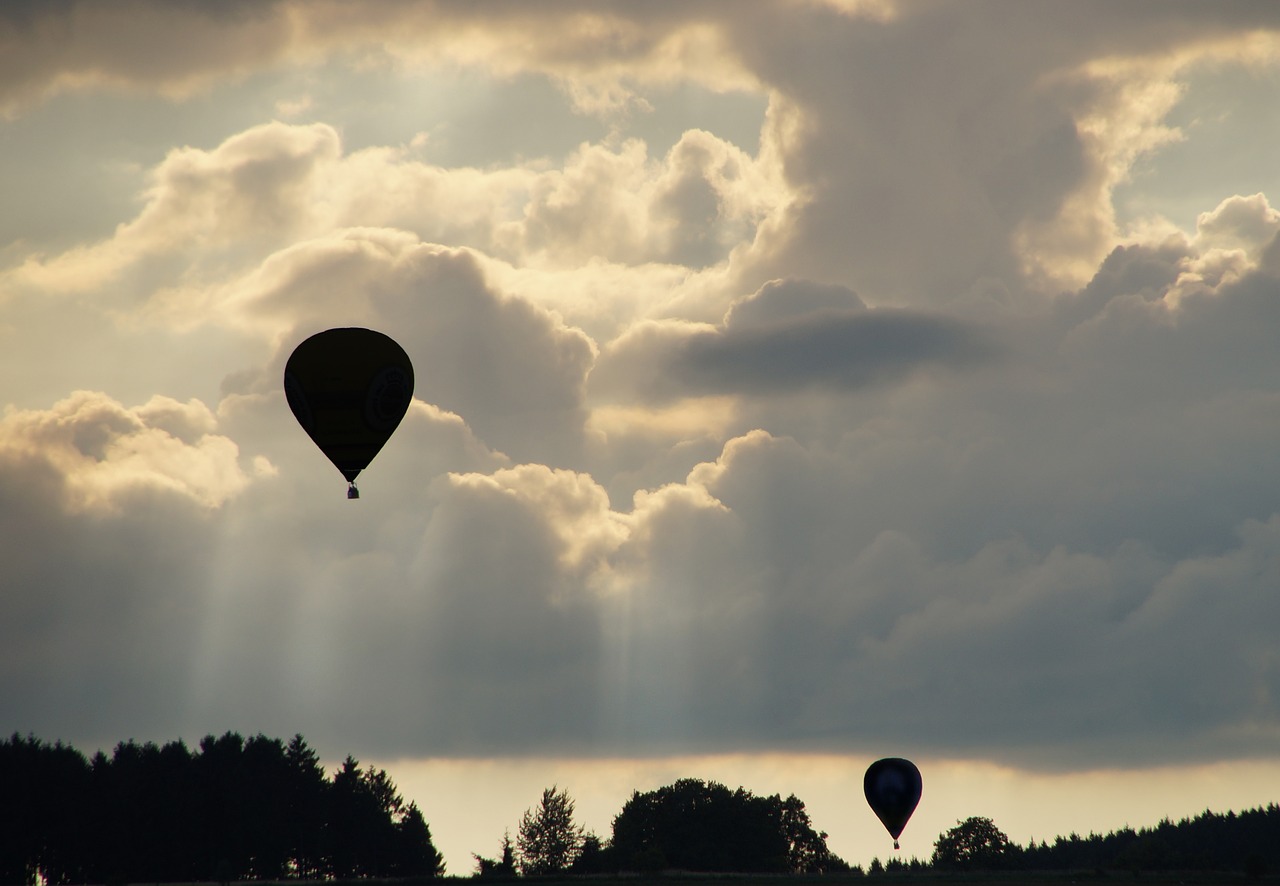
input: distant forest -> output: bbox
[3,732,1279,884]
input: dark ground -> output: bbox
[306,873,1279,886]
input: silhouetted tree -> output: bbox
[932,816,1012,869]
[0,734,94,886]
[329,756,404,877]
[610,778,800,873]
[396,802,446,876]
[780,793,848,872]
[474,830,517,877]
[99,738,202,883]
[1020,804,1280,875]
[569,832,614,874]
[517,786,584,874]
[241,734,294,878]
[196,732,254,879]
[284,733,328,878]
[1,731,443,883]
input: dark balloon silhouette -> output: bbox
[284,328,414,498]
[864,757,922,850]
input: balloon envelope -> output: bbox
[284,328,414,490]
[864,757,922,848]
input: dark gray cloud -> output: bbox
[0,1,293,118]
[678,304,995,395]
[591,279,996,404]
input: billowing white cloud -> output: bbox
[6,122,343,298]
[1193,192,1280,256]
[5,117,784,350]
[504,129,786,269]
[0,391,252,511]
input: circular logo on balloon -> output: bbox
[365,366,411,431]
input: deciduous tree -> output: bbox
[517,786,584,875]
[780,793,848,873]
[610,778,802,873]
[932,816,1012,869]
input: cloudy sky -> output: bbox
[5,0,1280,869]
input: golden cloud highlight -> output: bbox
[0,391,253,512]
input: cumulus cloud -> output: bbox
[0,389,256,749]
[5,117,783,353]
[0,391,252,511]
[4,115,610,462]
[29,1,1280,320]
[208,231,597,467]
[6,122,344,297]
[592,414,1280,765]
[5,0,1280,305]
[7,222,1280,766]
[505,129,786,269]
[1193,192,1280,255]
[717,2,1280,303]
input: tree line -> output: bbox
[1,732,443,885]
[477,779,848,877]
[927,808,1280,878]
[483,785,1279,880]
[5,731,1279,883]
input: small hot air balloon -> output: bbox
[864,757,922,850]
[284,327,414,498]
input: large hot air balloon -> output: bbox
[284,327,414,498]
[864,757,922,850]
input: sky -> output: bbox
[3,0,1280,871]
